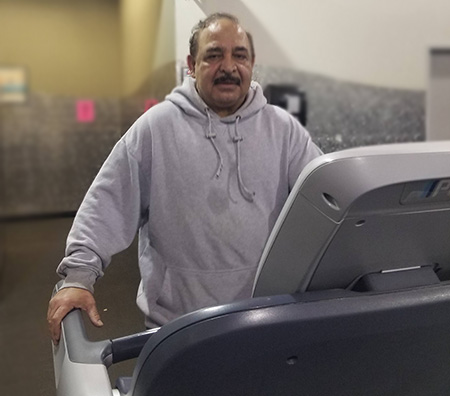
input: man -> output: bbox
[47,13,322,344]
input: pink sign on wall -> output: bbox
[76,100,95,123]
[145,98,159,112]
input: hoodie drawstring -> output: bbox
[205,109,224,179]
[205,110,255,202]
[233,116,255,202]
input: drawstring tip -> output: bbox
[242,190,255,202]
[215,163,223,179]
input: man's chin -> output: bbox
[213,93,240,105]
[214,83,240,91]
[211,95,246,115]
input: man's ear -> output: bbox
[187,55,196,78]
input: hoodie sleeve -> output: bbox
[287,117,323,189]
[57,131,150,293]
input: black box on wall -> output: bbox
[263,84,307,126]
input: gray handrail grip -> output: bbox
[61,308,113,366]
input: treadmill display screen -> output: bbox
[401,178,450,204]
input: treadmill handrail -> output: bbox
[53,282,158,366]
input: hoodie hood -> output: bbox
[165,77,267,202]
[166,77,267,122]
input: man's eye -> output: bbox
[235,54,248,61]
[207,54,220,60]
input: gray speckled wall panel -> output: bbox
[120,97,150,134]
[0,67,426,217]
[0,93,121,217]
[254,66,425,153]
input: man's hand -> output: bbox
[47,287,103,345]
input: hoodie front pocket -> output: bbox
[154,266,257,321]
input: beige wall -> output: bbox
[0,0,122,97]
[120,0,176,98]
[176,0,450,90]
[121,0,161,96]
[0,0,176,98]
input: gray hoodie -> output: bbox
[58,77,322,327]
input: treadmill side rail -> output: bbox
[53,323,113,396]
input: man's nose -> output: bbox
[220,54,237,73]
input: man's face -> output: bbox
[187,18,255,117]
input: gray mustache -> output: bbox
[214,75,241,85]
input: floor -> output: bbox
[0,216,144,396]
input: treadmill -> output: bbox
[52,141,450,396]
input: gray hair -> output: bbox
[189,12,255,60]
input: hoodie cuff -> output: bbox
[60,269,97,294]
